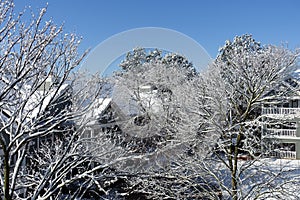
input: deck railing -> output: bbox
[262,107,300,115]
[270,150,296,159]
[263,128,297,138]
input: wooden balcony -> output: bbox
[270,150,296,159]
[263,128,297,138]
[262,107,300,115]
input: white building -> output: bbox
[262,77,300,159]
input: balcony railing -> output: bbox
[270,150,296,159]
[263,128,297,138]
[262,107,300,115]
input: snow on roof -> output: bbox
[113,84,163,116]
[26,84,69,119]
[93,98,112,116]
[83,98,112,126]
[0,82,70,129]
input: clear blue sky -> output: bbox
[15,0,300,58]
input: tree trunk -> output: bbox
[4,150,11,200]
[231,132,241,200]
[231,157,238,200]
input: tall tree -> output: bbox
[0,2,106,199]
[119,47,195,76]
[109,49,220,199]
[192,34,299,199]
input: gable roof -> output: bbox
[0,82,71,128]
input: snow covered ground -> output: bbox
[257,158,300,200]
[213,158,300,199]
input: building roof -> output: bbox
[26,84,70,119]
[1,81,70,127]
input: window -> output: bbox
[278,143,296,151]
[291,100,298,108]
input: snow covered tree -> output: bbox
[116,48,199,154]
[119,47,149,71]
[119,47,195,76]
[162,53,196,78]
[18,71,109,199]
[0,2,108,199]
[192,34,300,199]
[106,48,222,199]
[114,61,190,152]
